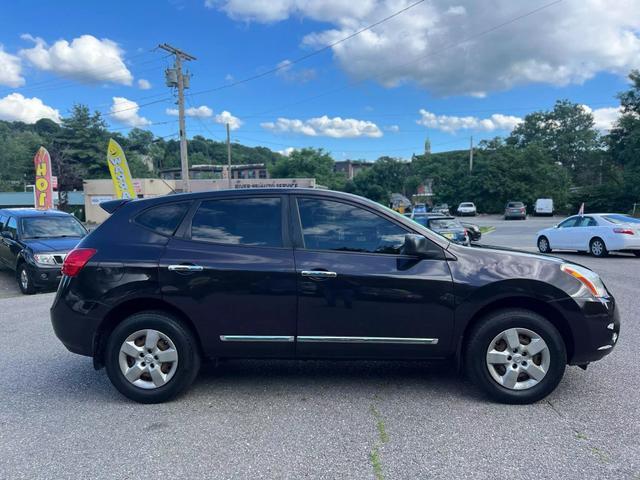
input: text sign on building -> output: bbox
[33,146,54,210]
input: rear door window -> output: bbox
[136,202,190,236]
[190,197,282,247]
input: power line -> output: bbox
[185,0,427,100]
[238,0,564,120]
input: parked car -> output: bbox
[51,189,619,404]
[461,221,482,242]
[413,203,428,214]
[504,201,527,220]
[457,202,477,216]
[0,208,87,294]
[432,204,450,215]
[537,213,640,257]
[412,214,470,245]
[534,198,554,216]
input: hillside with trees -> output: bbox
[1,70,639,214]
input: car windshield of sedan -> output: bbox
[430,218,462,230]
[507,202,524,208]
[21,216,87,239]
[460,203,474,207]
[603,214,640,224]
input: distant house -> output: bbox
[333,160,371,180]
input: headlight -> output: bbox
[33,253,58,266]
[560,264,608,298]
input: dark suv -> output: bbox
[51,189,619,404]
[0,208,87,294]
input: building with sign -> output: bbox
[83,177,316,224]
[159,164,268,181]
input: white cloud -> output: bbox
[214,110,243,130]
[278,147,297,156]
[417,109,521,134]
[110,97,151,127]
[384,124,400,132]
[224,73,234,82]
[137,78,151,90]
[0,93,60,123]
[262,115,383,138]
[166,105,213,117]
[206,0,376,23]
[276,59,316,83]
[20,34,133,85]
[0,46,24,87]
[214,0,640,97]
[581,105,622,131]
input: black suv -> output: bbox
[51,189,619,404]
[0,208,87,294]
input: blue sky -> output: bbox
[0,0,637,160]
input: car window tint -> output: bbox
[0,215,6,230]
[558,217,578,228]
[136,202,190,236]
[297,198,407,254]
[191,197,282,247]
[603,214,640,224]
[22,216,87,238]
[576,217,597,227]
[5,217,17,236]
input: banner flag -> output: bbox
[33,146,54,210]
[578,203,585,216]
[107,139,136,199]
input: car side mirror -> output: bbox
[403,234,443,259]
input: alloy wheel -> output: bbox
[485,327,550,390]
[538,237,549,252]
[118,329,179,389]
[20,269,29,290]
[591,240,604,256]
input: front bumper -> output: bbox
[562,296,620,365]
[26,263,63,289]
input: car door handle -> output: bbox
[301,270,337,279]
[168,264,204,272]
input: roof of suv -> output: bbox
[0,208,71,218]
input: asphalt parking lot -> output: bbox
[1,215,638,479]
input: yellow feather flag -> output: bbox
[106,138,136,199]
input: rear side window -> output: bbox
[135,202,190,236]
[191,197,282,247]
[297,198,407,254]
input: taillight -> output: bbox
[613,228,634,235]
[62,248,97,277]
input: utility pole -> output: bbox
[226,123,232,189]
[159,43,196,192]
[469,136,474,172]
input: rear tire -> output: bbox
[17,263,35,295]
[105,311,201,403]
[589,237,608,257]
[633,251,640,257]
[465,309,566,404]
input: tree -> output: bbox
[269,148,345,189]
[509,100,600,182]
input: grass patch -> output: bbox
[479,226,495,234]
[369,445,384,480]
[370,405,389,444]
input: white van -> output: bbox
[534,198,554,216]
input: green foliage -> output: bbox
[269,148,346,189]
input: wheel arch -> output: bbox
[93,297,204,370]
[456,296,574,368]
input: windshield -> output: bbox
[603,214,640,224]
[21,216,87,239]
[507,202,524,208]
[460,203,474,207]
[430,218,461,230]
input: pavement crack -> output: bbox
[369,396,389,480]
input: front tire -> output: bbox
[465,309,566,404]
[17,263,35,295]
[105,311,201,403]
[589,237,608,257]
[537,236,552,253]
